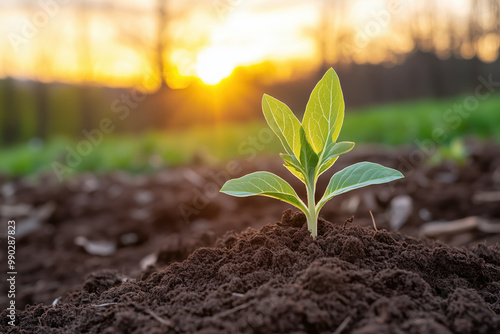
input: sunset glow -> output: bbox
[0,0,497,89]
[196,47,234,85]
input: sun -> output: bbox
[196,47,235,85]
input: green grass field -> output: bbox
[1,94,500,177]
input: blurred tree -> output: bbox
[446,6,461,57]
[32,27,55,141]
[116,0,172,91]
[155,0,169,91]
[317,0,350,68]
[491,0,500,34]
[76,0,95,135]
[33,82,49,140]
[1,78,20,145]
[468,0,482,53]
[408,0,436,52]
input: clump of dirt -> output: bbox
[3,210,499,333]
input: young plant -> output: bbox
[220,68,404,238]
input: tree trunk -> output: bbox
[34,81,49,140]
[1,78,20,146]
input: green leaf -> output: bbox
[317,157,339,178]
[298,126,318,181]
[262,94,302,157]
[280,153,306,183]
[302,68,344,154]
[317,162,404,210]
[317,141,355,176]
[220,171,307,212]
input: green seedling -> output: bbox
[220,68,404,238]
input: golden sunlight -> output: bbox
[196,47,235,85]
[0,0,498,88]
[193,3,317,86]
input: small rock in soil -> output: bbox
[120,232,139,246]
[74,236,116,256]
[0,203,32,217]
[418,208,432,221]
[388,195,413,230]
[421,217,480,237]
[139,253,158,270]
[16,218,42,239]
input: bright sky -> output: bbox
[0,0,493,89]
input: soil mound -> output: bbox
[3,210,500,333]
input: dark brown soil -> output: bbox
[1,141,500,332]
[2,210,499,333]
